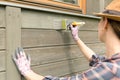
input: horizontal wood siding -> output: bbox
[22,29,99,48]
[0,6,6,80]
[0,51,6,80]
[0,6,5,28]
[24,43,105,76]
[0,0,113,79]
[0,29,5,49]
[21,9,105,78]
[0,72,5,80]
[24,43,105,66]
[0,51,6,72]
[31,57,89,76]
[21,9,99,30]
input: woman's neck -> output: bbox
[105,35,120,58]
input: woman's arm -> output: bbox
[70,25,96,61]
[75,38,95,61]
[24,71,44,80]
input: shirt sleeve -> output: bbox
[89,54,105,67]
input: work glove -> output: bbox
[12,47,32,76]
[68,24,79,41]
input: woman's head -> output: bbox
[98,17,120,42]
[94,0,120,42]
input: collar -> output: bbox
[104,53,120,62]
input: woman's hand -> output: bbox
[12,47,32,76]
[68,24,79,41]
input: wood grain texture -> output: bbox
[86,0,100,15]
[0,29,5,49]
[0,51,5,72]
[0,1,112,79]
[0,6,5,27]
[31,57,89,77]
[24,43,105,66]
[0,72,5,80]
[24,43,105,77]
[6,6,21,80]
[22,29,99,47]
[21,9,99,30]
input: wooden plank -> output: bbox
[0,6,5,27]
[31,57,89,77]
[0,51,5,72]
[21,9,99,30]
[81,18,99,30]
[6,6,21,80]
[21,9,60,29]
[0,29,5,49]
[0,72,5,80]
[24,43,105,77]
[24,43,105,66]
[32,60,71,77]
[71,58,89,73]
[22,29,99,47]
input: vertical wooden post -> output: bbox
[6,6,21,80]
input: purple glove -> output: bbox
[68,24,79,41]
[12,47,32,76]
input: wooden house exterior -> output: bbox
[0,0,112,80]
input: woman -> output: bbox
[13,0,120,80]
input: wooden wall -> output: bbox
[0,5,6,80]
[0,1,112,79]
[20,8,105,78]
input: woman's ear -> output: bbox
[103,17,108,30]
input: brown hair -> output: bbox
[108,19,120,39]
